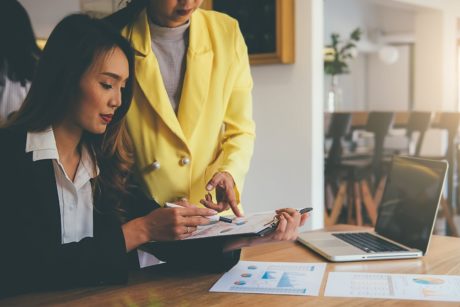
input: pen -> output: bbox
[298,207,313,214]
[270,207,313,226]
[165,202,233,223]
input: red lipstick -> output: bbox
[100,114,113,124]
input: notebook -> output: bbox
[298,156,448,262]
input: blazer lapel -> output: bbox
[177,10,214,140]
[127,10,187,144]
[29,157,62,242]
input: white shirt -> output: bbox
[25,128,161,267]
[0,74,30,122]
[26,128,97,244]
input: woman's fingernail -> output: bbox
[209,210,218,215]
[206,184,213,190]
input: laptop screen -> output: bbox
[375,156,447,253]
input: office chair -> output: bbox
[324,113,352,226]
[338,112,394,226]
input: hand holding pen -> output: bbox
[130,201,216,242]
[269,208,311,241]
[222,207,312,252]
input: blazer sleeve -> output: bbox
[121,177,241,272]
[0,129,130,298]
[140,238,241,273]
[0,191,130,298]
[217,20,256,203]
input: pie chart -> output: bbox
[413,277,445,285]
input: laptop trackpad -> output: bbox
[317,239,349,248]
[299,233,363,255]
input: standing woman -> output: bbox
[0,14,222,297]
[107,0,255,216]
[0,0,41,121]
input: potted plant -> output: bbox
[324,28,362,111]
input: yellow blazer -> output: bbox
[121,9,255,210]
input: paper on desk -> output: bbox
[210,261,326,296]
[325,272,460,302]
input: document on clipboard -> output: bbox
[183,207,312,240]
[184,211,278,240]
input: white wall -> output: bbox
[413,8,458,111]
[324,0,413,111]
[395,0,460,14]
[379,6,415,34]
[324,0,376,110]
[391,0,460,111]
[367,45,411,110]
[243,0,324,230]
[18,0,80,38]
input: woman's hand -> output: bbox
[122,201,217,252]
[200,171,242,217]
[223,208,310,252]
[269,208,309,240]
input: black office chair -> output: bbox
[338,112,395,226]
[406,112,433,156]
[325,113,352,170]
[386,111,431,155]
[343,112,395,181]
[324,113,352,225]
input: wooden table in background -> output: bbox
[2,225,460,306]
[324,111,443,130]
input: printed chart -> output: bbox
[210,261,326,296]
[325,272,460,302]
[185,212,276,240]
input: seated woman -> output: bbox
[0,14,308,298]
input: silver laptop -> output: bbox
[298,156,448,262]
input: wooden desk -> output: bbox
[2,225,460,306]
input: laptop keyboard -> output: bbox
[333,232,409,253]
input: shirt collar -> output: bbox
[26,127,59,161]
[25,128,99,179]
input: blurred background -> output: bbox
[9,0,460,236]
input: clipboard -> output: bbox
[184,211,278,240]
[181,207,312,241]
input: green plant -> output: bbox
[324,28,362,75]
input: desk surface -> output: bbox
[2,225,460,306]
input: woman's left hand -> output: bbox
[200,171,242,217]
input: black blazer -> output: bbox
[0,128,239,298]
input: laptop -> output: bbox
[298,156,448,262]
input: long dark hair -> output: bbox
[0,0,41,86]
[7,14,135,215]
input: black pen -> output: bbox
[298,207,313,214]
[269,207,313,227]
